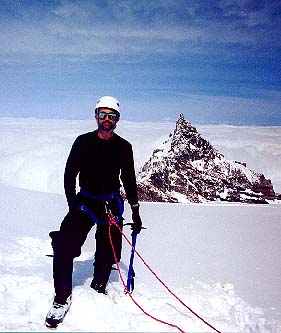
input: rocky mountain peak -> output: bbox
[171,114,222,162]
[173,113,196,140]
[176,112,194,129]
[137,114,276,204]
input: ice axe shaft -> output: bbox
[126,232,137,293]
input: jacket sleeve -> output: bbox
[120,143,139,205]
[64,136,81,210]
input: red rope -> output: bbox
[107,212,221,333]
[107,214,185,332]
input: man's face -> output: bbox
[96,108,119,131]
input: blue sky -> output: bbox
[0,0,280,125]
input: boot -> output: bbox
[45,294,72,329]
[90,279,107,294]
[90,262,112,295]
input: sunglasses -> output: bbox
[97,112,119,121]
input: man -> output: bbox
[45,96,142,329]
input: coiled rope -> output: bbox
[107,212,221,333]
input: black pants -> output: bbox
[49,196,123,304]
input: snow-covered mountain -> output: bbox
[137,114,276,204]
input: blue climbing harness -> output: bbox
[78,188,124,225]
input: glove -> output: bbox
[131,204,142,234]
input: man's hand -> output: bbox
[131,204,142,234]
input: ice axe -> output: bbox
[126,231,137,293]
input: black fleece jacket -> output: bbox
[64,130,138,209]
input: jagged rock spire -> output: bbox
[137,115,275,203]
[175,113,195,133]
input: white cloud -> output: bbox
[51,2,91,18]
[0,118,280,194]
[0,20,205,58]
[1,1,280,58]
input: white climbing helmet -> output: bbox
[95,96,120,114]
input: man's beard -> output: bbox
[98,121,116,131]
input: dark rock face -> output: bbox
[137,114,276,204]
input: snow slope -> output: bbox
[0,118,281,332]
[1,185,281,332]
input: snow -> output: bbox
[171,191,191,203]
[0,117,281,332]
[229,160,259,184]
